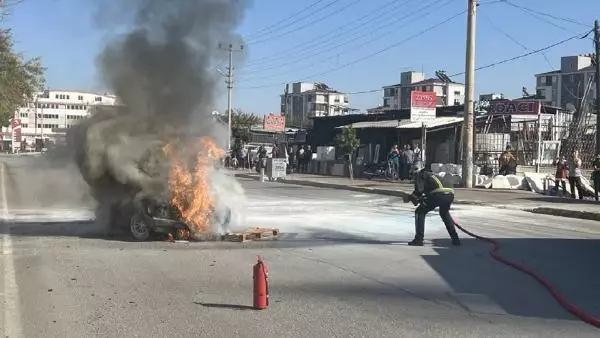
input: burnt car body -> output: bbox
[110,196,231,241]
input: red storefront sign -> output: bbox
[263,113,285,132]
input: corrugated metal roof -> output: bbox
[397,117,463,129]
[337,120,399,129]
[337,117,463,130]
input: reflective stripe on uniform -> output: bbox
[431,175,454,194]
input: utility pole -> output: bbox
[218,43,244,151]
[462,0,477,188]
[594,20,600,154]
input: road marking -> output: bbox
[1,162,23,337]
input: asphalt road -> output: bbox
[1,155,600,337]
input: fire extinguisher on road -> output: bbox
[253,256,269,310]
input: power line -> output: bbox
[314,30,593,97]
[480,13,555,69]
[243,0,416,68]
[448,30,593,77]
[239,0,453,78]
[499,0,588,27]
[238,9,467,90]
[244,0,328,40]
[246,0,362,45]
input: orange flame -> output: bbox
[163,137,225,234]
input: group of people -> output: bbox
[553,150,600,201]
[388,144,420,180]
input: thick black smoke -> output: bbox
[69,0,250,234]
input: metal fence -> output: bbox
[472,114,577,173]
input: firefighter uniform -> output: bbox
[405,164,460,247]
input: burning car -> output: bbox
[109,195,231,241]
[96,136,235,241]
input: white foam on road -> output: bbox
[235,197,446,240]
[0,162,23,338]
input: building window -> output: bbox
[22,124,28,128]
[383,98,390,107]
[307,95,312,102]
[344,96,348,103]
[20,113,27,118]
[55,94,59,99]
[453,91,460,97]
[78,95,84,100]
[545,76,552,86]
[536,88,546,98]
[95,97,102,102]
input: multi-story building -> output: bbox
[534,54,597,110]
[381,71,465,110]
[280,82,349,127]
[13,89,118,147]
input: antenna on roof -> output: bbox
[435,70,452,83]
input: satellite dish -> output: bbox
[565,103,576,113]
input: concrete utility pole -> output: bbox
[462,0,477,188]
[218,43,244,151]
[594,20,600,154]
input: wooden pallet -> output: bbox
[222,228,280,242]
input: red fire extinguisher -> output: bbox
[253,256,269,310]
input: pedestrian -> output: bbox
[403,161,461,247]
[388,146,399,180]
[404,144,414,179]
[399,147,408,180]
[592,154,600,201]
[498,145,516,176]
[258,146,267,182]
[552,156,568,196]
[567,150,584,199]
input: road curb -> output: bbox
[234,173,487,206]
[234,173,600,221]
[526,207,600,222]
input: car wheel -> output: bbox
[130,213,151,241]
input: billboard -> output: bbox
[488,100,540,115]
[11,119,22,151]
[263,113,285,132]
[410,91,437,123]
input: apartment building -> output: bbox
[381,71,465,110]
[280,82,349,126]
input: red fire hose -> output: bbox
[452,217,600,329]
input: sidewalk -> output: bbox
[234,172,600,222]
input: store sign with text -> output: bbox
[488,100,540,115]
[410,91,437,123]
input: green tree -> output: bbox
[334,126,360,181]
[0,28,46,126]
[217,109,262,144]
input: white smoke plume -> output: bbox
[68,0,251,234]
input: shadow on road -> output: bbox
[521,196,599,205]
[424,237,600,321]
[193,302,255,311]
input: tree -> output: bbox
[334,126,360,181]
[0,27,46,127]
[216,109,262,144]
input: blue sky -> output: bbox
[6,0,600,115]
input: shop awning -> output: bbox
[397,117,463,129]
[338,117,463,130]
[336,120,399,129]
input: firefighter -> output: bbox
[403,161,461,246]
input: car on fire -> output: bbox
[110,196,232,241]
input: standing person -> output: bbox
[404,144,414,180]
[567,150,584,199]
[388,146,399,180]
[498,145,516,176]
[593,154,600,201]
[403,161,461,246]
[552,156,568,196]
[258,146,267,182]
[305,145,313,173]
[398,146,408,180]
[297,145,306,173]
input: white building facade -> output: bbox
[280,82,349,126]
[12,89,117,148]
[534,54,597,110]
[382,71,465,110]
